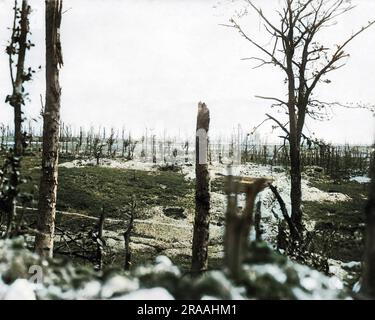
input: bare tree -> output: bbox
[228,0,375,231]
[191,102,210,273]
[35,0,63,258]
[6,0,32,156]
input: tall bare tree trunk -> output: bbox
[361,151,375,298]
[191,102,210,273]
[11,0,31,156]
[290,137,303,232]
[286,42,303,232]
[35,0,63,258]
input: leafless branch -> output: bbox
[228,18,288,73]
[266,113,290,137]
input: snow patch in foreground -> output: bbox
[114,288,174,300]
[1,279,36,300]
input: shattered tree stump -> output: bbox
[95,208,106,271]
[124,196,136,271]
[224,174,271,281]
[191,102,210,273]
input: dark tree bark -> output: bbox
[191,102,210,273]
[254,200,262,241]
[35,0,63,258]
[124,197,136,270]
[95,208,106,271]
[361,151,375,298]
[290,144,303,231]
[124,213,134,271]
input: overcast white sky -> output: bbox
[0,0,374,143]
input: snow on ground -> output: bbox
[64,158,351,206]
[183,161,353,281]
[186,162,350,220]
[60,157,351,237]
[350,176,371,184]
[58,158,353,283]
[0,279,36,300]
[0,239,347,300]
[183,161,349,203]
[59,158,351,235]
[114,288,175,300]
[60,158,158,172]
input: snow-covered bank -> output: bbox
[184,161,349,219]
[0,238,348,300]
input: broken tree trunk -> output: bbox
[269,184,301,242]
[361,150,375,298]
[9,0,31,156]
[95,208,106,271]
[224,174,270,281]
[124,196,136,270]
[124,212,134,271]
[191,102,210,273]
[35,0,63,258]
[254,200,262,241]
